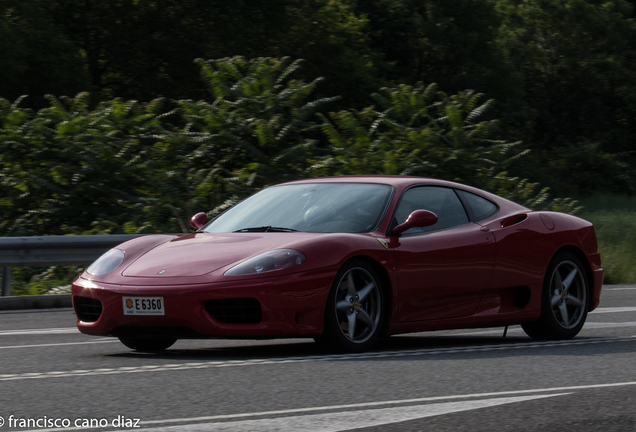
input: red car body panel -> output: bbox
[72,176,603,340]
[394,222,496,322]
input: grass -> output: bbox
[578,195,636,284]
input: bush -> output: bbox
[311,83,579,212]
[1,56,578,240]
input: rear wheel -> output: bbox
[320,260,385,352]
[522,251,589,340]
[118,337,176,352]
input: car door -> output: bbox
[392,186,496,322]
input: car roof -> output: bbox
[280,176,530,213]
[282,175,463,188]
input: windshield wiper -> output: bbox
[233,226,299,233]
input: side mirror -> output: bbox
[190,212,208,230]
[392,210,438,236]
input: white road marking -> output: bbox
[0,327,78,336]
[583,322,636,328]
[125,394,569,432]
[592,307,636,313]
[0,305,632,347]
[443,328,522,336]
[21,380,636,432]
[605,287,636,291]
[1,336,634,382]
[423,319,636,337]
[0,340,119,349]
[0,304,630,339]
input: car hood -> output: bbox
[121,232,319,278]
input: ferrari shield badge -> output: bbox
[376,238,389,249]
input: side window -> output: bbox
[394,186,469,234]
[457,190,498,221]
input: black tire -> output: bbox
[118,337,177,352]
[522,251,589,340]
[320,260,385,352]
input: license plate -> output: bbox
[123,297,165,315]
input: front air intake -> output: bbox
[74,296,103,322]
[204,298,262,324]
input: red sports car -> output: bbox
[72,176,603,352]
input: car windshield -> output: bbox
[204,183,393,233]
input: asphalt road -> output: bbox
[0,286,635,432]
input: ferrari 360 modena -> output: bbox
[72,176,603,352]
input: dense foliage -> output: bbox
[0,0,377,108]
[2,0,635,196]
[3,55,585,292]
[1,56,577,240]
[3,1,636,287]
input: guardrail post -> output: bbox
[2,267,11,296]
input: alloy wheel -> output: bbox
[334,267,382,344]
[548,260,587,330]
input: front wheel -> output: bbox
[118,337,176,352]
[320,260,385,352]
[522,251,589,340]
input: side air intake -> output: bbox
[74,296,103,322]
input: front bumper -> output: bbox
[72,269,334,339]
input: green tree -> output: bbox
[154,56,340,228]
[312,82,578,212]
[0,94,168,236]
[37,0,377,106]
[495,0,636,194]
[344,0,520,103]
[1,55,580,239]
[0,0,89,105]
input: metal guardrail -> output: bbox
[0,235,143,296]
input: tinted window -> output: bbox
[205,183,393,233]
[394,186,469,234]
[457,190,498,221]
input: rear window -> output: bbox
[457,190,498,221]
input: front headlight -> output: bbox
[86,249,125,276]
[224,249,306,276]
